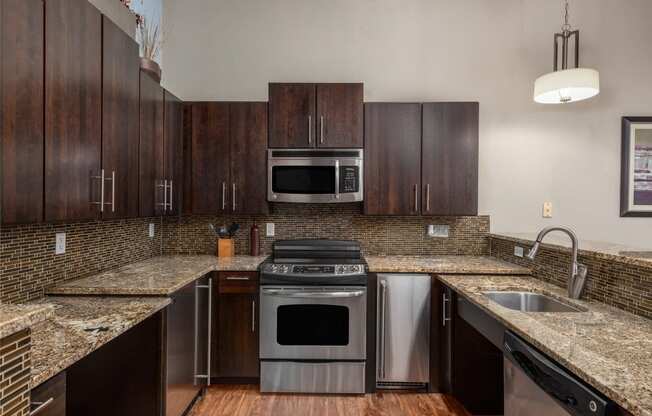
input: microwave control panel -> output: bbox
[339,166,360,193]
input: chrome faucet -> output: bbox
[526,226,588,299]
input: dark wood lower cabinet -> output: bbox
[66,311,165,416]
[30,371,66,416]
[212,272,259,381]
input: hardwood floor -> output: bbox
[189,385,471,416]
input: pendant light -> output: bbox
[533,0,599,104]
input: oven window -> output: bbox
[277,305,349,346]
[272,166,335,194]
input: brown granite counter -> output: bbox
[0,303,53,339]
[46,255,267,296]
[437,274,652,416]
[28,296,170,387]
[366,255,530,275]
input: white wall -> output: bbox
[161,0,652,248]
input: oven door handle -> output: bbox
[261,289,365,298]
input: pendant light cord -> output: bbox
[561,0,572,33]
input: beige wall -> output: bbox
[161,0,652,248]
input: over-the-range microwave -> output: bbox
[267,149,363,203]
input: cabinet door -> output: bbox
[30,371,66,416]
[316,83,363,148]
[139,72,165,217]
[164,91,183,216]
[216,293,259,378]
[189,102,230,214]
[422,103,479,215]
[1,0,44,224]
[268,83,316,148]
[364,103,422,215]
[102,17,140,219]
[45,0,102,222]
[230,102,269,214]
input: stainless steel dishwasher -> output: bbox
[376,274,430,389]
[504,331,615,416]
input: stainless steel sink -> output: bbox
[482,291,583,313]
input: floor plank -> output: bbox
[189,385,471,416]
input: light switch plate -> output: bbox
[55,233,66,255]
[266,223,275,237]
[514,246,524,257]
[427,225,450,238]
[149,223,155,238]
[543,202,553,218]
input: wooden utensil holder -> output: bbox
[217,238,234,257]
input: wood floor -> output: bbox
[188,385,471,416]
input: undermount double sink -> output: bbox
[482,291,585,313]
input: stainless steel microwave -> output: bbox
[268,149,363,203]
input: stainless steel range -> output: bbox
[259,239,368,394]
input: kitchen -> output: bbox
[0,0,651,416]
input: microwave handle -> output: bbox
[334,160,340,199]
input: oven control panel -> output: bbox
[263,263,364,276]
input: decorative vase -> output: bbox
[140,57,161,83]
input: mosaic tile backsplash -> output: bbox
[0,218,163,304]
[162,204,491,257]
[0,329,31,416]
[489,235,652,319]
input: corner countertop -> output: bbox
[0,303,54,340]
[366,255,530,275]
[46,255,529,297]
[437,274,652,416]
[28,296,171,387]
[46,255,267,296]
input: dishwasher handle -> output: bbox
[504,331,614,416]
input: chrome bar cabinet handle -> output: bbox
[320,115,325,144]
[30,398,54,416]
[442,293,451,327]
[308,115,312,144]
[226,276,250,281]
[251,300,255,333]
[232,183,236,211]
[90,169,104,211]
[379,280,388,379]
[334,160,340,199]
[169,179,173,212]
[426,184,430,213]
[221,182,226,211]
[414,184,419,213]
[207,277,213,386]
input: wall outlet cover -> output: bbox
[514,246,524,257]
[266,223,275,237]
[149,223,155,238]
[543,202,553,218]
[55,233,66,255]
[427,224,450,238]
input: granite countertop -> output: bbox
[28,296,170,387]
[0,303,54,339]
[437,274,652,416]
[366,255,530,275]
[46,255,267,296]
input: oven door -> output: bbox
[260,286,367,360]
[267,150,363,203]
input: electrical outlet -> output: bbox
[266,223,275,237]
[427,225,450,238]
[149,223,155,238]
[514,246,524,257]
[55,233,66,255]
[543,202,553,218]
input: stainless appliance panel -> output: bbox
[377,274,431,385]
[267,149,363,203]
[260,361,365,394]
[504,358,570,416]
[166,281,203,416]
[260,286,367,360]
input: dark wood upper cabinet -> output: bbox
[102,16,140,219]
[230,102,269,214]
[189,102,230,214]
[268,83,316,148]
[186,102,268,215]
[269,83,363,148]
[0,0,44,225]
[45,0,102,222]
[316,83,363,148]
[422,103,479,216]
[164,91,184,216]
[139,72,165,217]
[364,103,422,215]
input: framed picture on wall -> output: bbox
[621,117,652,217]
